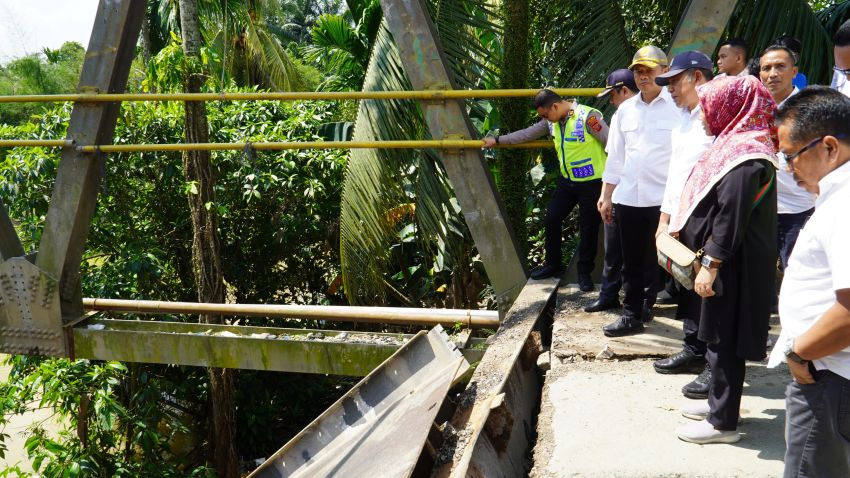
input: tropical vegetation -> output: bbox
[0,0,849,476]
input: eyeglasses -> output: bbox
[781,134,847,171]
[834,66,850,76]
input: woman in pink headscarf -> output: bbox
[670,75,779,444]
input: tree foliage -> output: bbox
[1,77,349,474]
[0,42,85,124]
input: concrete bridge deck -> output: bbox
[530,284,787,478]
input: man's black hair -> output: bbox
[835,19,850,47]
[720,37,749,60]
[747,56,761,76]
[776,86,850,144]
[774,35,802,55]
[533,89,563,109]
[761,44,798,65]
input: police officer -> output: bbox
[484,89,609,288]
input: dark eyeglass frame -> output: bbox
[834,66,850,76]
[781,133,847,170]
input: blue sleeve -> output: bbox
[792,73,808,90]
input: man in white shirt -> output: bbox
[760,45,817,304]
[833,19,850,98]
[598,45,679,337]
[715,38,749,78]
[769,87,850,478]
[584,69,638,313]
[651,52,715,390]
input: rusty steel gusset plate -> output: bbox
[250,325,470,478]
[0,258,64,356]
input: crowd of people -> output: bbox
[484,18,850,477]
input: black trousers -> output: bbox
[615,204,661,319]
[676,288,706,356]
[544,177,602,275]
[707,343,746,430]
[599,210,622,302]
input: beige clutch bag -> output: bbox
[656,232,698,290]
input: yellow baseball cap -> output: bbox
[629,45,669,69]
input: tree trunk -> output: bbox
[496,0,531,252]
[140,11,152,66]
[178,1,239,476]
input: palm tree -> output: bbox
[177,0,238,476]
[339,0,499,307]
[302,0,382,91]
[338,0,850,308]
[146,0,307,91]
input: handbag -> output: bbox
[656,232,701,290]
[657,165,776,290]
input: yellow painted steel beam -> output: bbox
[75,140,552,153]
[0,140,74,148]
[0,88,604,104]
[82,298,501,328]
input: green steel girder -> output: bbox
[669,0,737,56]
[72,318,486,376]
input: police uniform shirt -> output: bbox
[603,88,679,207]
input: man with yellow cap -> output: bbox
[598,45,679,337]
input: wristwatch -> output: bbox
[700,254,722,269]
[784,338,809,365]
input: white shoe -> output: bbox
[677,419,741,444]
[681,401,710,421]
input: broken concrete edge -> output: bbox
[431,276,559,477]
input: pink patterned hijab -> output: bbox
[669,75,779,233]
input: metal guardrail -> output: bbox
[82,298,500,328]
[0,88,604,104]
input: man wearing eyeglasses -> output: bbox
[833,19,850,98]
[482,89,609,286]
[768,86,850,478]
[760,44,817,307]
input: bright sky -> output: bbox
[0,0,100,63]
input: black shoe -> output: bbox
[602,316,644,337]
[653,349,706,375]
[656,289,677,305]
[530,263,564,280]
[578,274,594,292]
[641,304,654,323]
[584,297,620,313]
[682,364,711,399]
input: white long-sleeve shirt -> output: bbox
[832,70,850,98]
[660,105,714,215]
[776,87,817,214]
[603,88,680,207]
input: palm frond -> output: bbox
[339,22,464,305]
[816,0,850,38]
[529,1,635,115]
